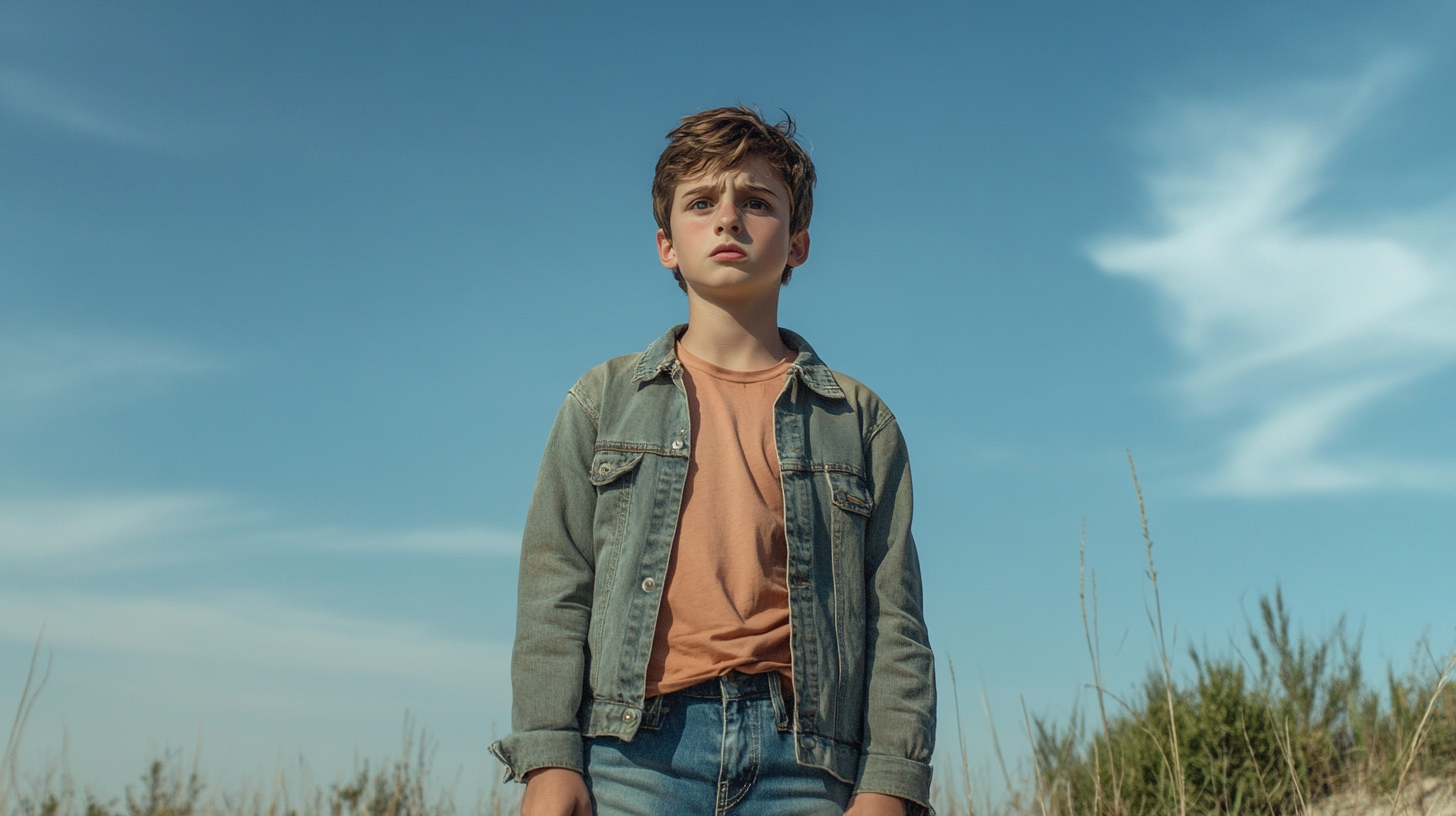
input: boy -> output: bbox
[490,106,935,816]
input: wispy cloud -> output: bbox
[0,491,521,564]
[0,493,242,560]
[271,525,521,556]
[0,589,508,693]
[0,66,159,146]
[1090,58,1456,496]
[0,329,219,410]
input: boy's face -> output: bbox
[657,156,810,302]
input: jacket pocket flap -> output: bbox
[828,471,874,516]
[589,449,645,486]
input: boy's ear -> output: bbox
[656,228,679,271]
[787,230,811,268]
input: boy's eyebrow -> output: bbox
[677,181,783,201]
[677,184,718,201]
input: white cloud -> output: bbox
[0,491,521,564]
[271,525,521,556]
[1090,59,1456,496]
[0,66,158,145]
[0,599,513,800]
[0,493,242,560]
[0,590,507,692]
[0,329,219,409]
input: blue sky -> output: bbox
[3,0,1455,803]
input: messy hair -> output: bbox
[652,105,816,290]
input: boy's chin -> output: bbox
[686,281,782,304]
[683,267,782,292]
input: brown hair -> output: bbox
[652,105,816,290]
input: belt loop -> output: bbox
[767,672,792,733]
[640,693,668,730]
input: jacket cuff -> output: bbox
[855,753,934,816]
[488,730,584,783]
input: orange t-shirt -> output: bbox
[643,343,794,696]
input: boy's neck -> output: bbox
[679,290,791,372]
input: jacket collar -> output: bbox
[633,324,846,400]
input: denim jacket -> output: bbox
[490,326,936,809]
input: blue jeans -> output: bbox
[585,671,853,816]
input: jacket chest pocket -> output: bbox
[828,470,874,543]
[586,449,645,678]
[588,448,645,565]
[827,470,873,594]
[590,449,645,488]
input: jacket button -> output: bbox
[623,710,636,723]
[598,464,611,475]
[641,577,655,591]
[670,440,683,450]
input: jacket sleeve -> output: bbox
[488,388,600,781]
[854,415,937,813]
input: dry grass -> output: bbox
[0,717,518,816]
[937,454,1456,816]
[6,458,1453,816]
[2,630,51,816]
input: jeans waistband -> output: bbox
[643,671,793,732]
[671,670,779,700]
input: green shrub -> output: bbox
[1029,588,1455,816]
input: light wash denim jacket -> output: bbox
[490,326,936,809]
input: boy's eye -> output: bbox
[689,199,712,210]
[745,199,767,210]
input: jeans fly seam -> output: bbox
[717,698,759,814]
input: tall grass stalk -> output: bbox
[1127,450,1187,816]
[1079,519,1123,816]
[2,629,51,816]
[948,659,977,816]
[979,684,1015,800]
[1390,651,1456,811]
[1275,716,1309,815]
[1021,696,1050,816]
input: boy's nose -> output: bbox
[714,205,742,234]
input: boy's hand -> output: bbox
[520,768,591,816]
[844,792,907,816]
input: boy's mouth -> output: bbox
[709,243,747,261]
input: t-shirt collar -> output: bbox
[634,324,845,400]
